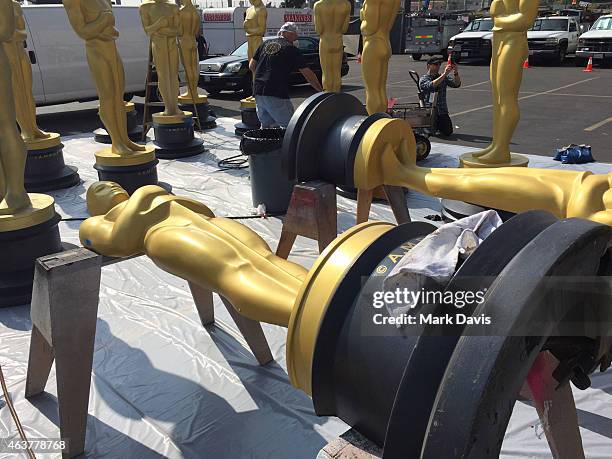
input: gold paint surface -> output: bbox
[286,221,394,395]
[244,0,267,75]
[178,0,201,102]
[360,0,401,114]
[24,132,61,151]
[314,0,350,93]
[94,146,156,167]
[460,152,529,168]
[178,94,208,104]
[153,111,193,124]
[240,98,257,109]
[0,193,56,232]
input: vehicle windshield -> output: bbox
[465,19,493,31]
[591,17,612,30]
[530,19,568,31]
[231,42,249,57]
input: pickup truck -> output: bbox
[447,17,494,63]
[527,16,580,65]
[21,4,148,106]
[576,14,612,67]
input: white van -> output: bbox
[201,7,316,56]
[22,4,148,105]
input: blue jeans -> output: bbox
[255,95,295,128]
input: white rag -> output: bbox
[382,210,503,319]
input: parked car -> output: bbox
[576,14,612,66]
[527,16,580,64]
[198,36,348,95]
[22,5,147,105]
[447,17,494,63]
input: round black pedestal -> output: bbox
[235,107,260,136]
[25,143,80,192]
[179,102,217,129]
[0,214,63,307]
[94,109,144,144]
[153,118,206,159]
[94,159,159,195]
[441,198,516,223]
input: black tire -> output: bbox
[575,56,588,67]
[412,53,422,61]
[415,134,431,161]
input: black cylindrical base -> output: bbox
[153,118,206,159]
[441,199,515,223]
[235,107,260,136]
[94,159,159,195]
[0,214,63,307]
[179,102,217,129]
[25,143,80,192]
[95,108,144,144]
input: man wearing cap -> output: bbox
[248,22,323,128]
[418,57,461,137]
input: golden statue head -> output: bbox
[86,181,129,216]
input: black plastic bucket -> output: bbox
[241,128,295,213]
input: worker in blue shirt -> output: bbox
[419,56,462,137]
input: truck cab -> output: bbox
[447,17,494,63]
[576,14,612,67]
[527,16,580,64]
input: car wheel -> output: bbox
[412,53,422,61]
[415,134,431,161]
[574,56,587,67]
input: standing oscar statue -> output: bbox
[140,0,205,158]
[3,0,79,192]
[0,0,63,307]
[360,0,401,115]
[64,0,159,194]
[235,0,267,135]
[314,0,350,93]
[177,0,216,129]
[460,0,539,168]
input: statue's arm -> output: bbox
[314,3,324,36]
[493,0,539,32]
[13,3,28,42]
[342,3,350,34]
[0,0,16,42]
[257,9,267,35]
[63,0,111,40]
[360,0,381,36]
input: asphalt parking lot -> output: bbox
[38,55,612,162]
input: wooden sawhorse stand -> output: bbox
[24,247,273,458]
[276,182,411,260]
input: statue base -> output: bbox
[152,112,206,159]
[24,133,80,192]
[94,102,144,144]
[235,97,260,136]
[0,194,62,307]
[178,94,217,130]
[94,147,159,195]
[459,153,529,168]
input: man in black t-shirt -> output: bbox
[248,22,322,128]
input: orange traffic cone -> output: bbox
[522,58,529,69]
[583,56,593,72]
[447,52,453,66]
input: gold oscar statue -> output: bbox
[2,0,56,149]
[81,181,394,395]
[241,0,267,107]
[352,117,612,226]
[178,0,205,105]
[360,0,401,115]
[64,0,150,160]
[314,0,350,93]
[140,0,187,123]
[0,0,54,225]
[460,0,539,168]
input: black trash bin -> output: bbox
[240,128,295,214]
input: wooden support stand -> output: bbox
[276,181,338,259]
[356,185,411,225]
[25,247,272,458]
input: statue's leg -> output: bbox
[0,54,30,214]
[152,40,175,116]
[19,49,47,139]
[332,50,342,93]
[320,46,331,92]
[169,38,182,116]
[477,37,525,163]
[471,34,501,157]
